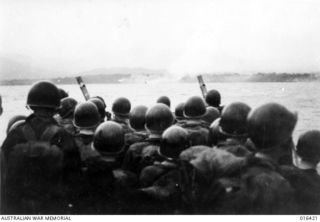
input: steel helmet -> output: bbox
[202,106,220,125]
[205,89,221,107]
[6,115,27,134]
[184,96,206,118]
[129,105,148,130]
[89,97,106,121]
[247,103,297,149]
[59,97,78,119]
[175,102,185,120]
[112,97,131,117]
[73,101,100,128]
[157,96,171,108]
[93,121,125,154]
[296,130,320,162]
[160,125,189,159]
[91,96,107,109]
[58,88,69,100]
[27,81,60,109]
[219,102,251,136]
[145,103,174,133]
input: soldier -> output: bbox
[55,97,78,136]
[138,126,190,214]
[111,97,134,134]
[176,96,211,146]
[225,102,299,214]
[156,96,171,108]
[92,121,137,187]
[180,146,295,214]
[1,81,79,162]
[179,147,247,214]
[281,130,320,214]
[247,103,297,165]
[209,102,252,156]
[205,89,224,113]
[78,121,137,214]
[1,80,81,214]
[122,103,174,175]
[127,105,149,146]
[73,101,101,164]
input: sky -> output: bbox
[1,0,320,76]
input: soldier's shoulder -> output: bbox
[128,141,150,151]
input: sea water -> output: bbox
[1,82,320,144]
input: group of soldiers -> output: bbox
[1,80,320,215]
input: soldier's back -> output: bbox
[122,138,163,175]
[280,166,320,214]
[176,119,210,146]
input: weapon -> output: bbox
[197,75,207,99]
[76,76,90,100]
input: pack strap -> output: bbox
[22,123,37,141]
[22,122,62,145]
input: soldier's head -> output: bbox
[156,96,171,108]
[129,105,148,131]
[247,103,297,162]
[112,97,131,120]
[202,106,220,126]
[219,102,251,138]
[92,121,125,157]
[145,103,174,135]
[27,81,61,117]
[58,97,78,119]
[184,96,206,119]
[205,89,221,108]
[294,130,320,169]
[73,101,100,136]
[159,126,189,160]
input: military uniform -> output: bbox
[176,119,211,146]
[125,131,148,147]
[74,135,100,165]
[138,161,182,214]
[122,136,164,175]
[1,81,83,214]
[280,166,320,214]
[1,114,81,214]
[57,117,78,136]
[112,117,134,134]
[179,148,296,214]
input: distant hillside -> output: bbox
[0,73,165,85]
[1,72,320,85]
[180,73,320,83]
